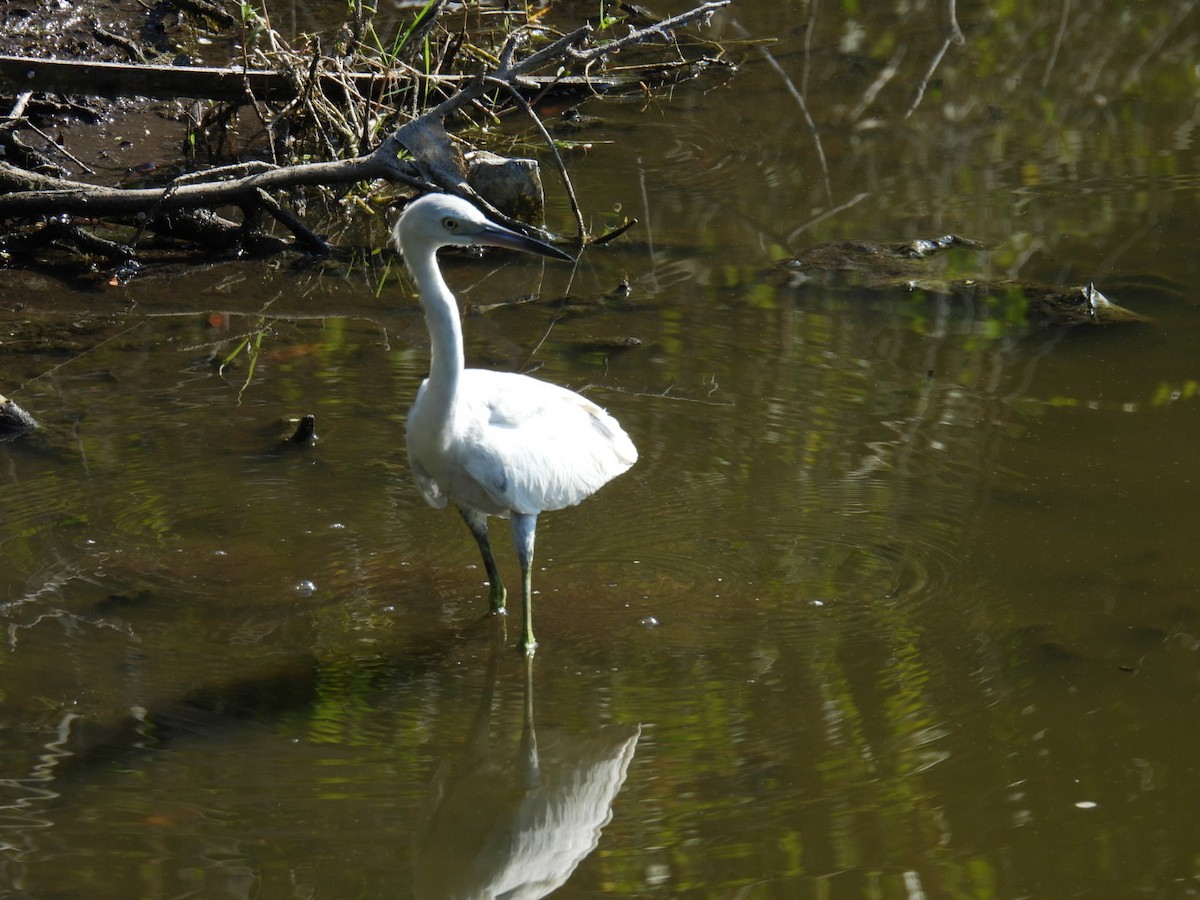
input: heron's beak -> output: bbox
[478,223,575,262]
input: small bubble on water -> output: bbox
[640,616,659,628]
[294,580,317,597]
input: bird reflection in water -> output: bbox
[413,622,640,899]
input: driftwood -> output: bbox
[0,55,637,104]
[0,157,413,251]
[0,1,733,263]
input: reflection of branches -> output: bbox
[849,46,906,125]
[903,0,966,119]
[0,711,79,852]
[726,17,833,206]
[1040,0,1072,89]
[1121,0,1199,92]
[786,191,869,247]
[758,45,833,206]
[2,557,134,650]
[801,0,818,100]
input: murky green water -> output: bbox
[3,1,1200,897]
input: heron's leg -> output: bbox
[459,507,507,612]
[512,512,538,653]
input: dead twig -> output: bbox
[251,188,331,254]
[19,122,97,175]
[484,75,586,243]
[6,91,33,120]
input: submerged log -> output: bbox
[781,236,1149,326]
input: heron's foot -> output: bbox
[488,583,507,612]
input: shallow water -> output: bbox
[3,1,1200,897]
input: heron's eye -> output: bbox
[442,217,459,231]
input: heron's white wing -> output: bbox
[457,370,637,515]
[406,379,451,509]
[410,458,449,509]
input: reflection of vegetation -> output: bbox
[678,0,1200,276]
[1150,379,1200,407]
[1013,378,1200,417]
[217,319,269,400]
[2,1,1197,897]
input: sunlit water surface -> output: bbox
[3,1,1200,897]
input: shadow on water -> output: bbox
[0,620,461,863]
[0,614,639,899]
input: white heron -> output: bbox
[392,193,638,653]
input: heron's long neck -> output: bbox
[407,245,464,419]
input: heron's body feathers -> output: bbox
[408,369,637,518]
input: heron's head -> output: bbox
[391,193,573,262]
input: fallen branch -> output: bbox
[0,1,733,261]
[0,54,664,104]
[0,144,424,214]
[0,147,426,253]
